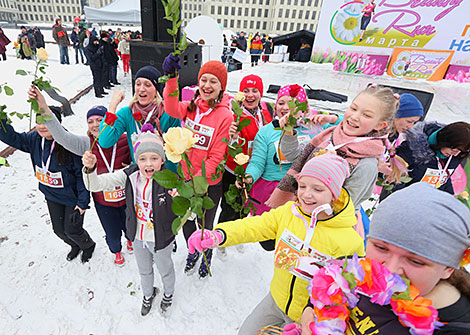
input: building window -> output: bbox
[278,8,283,17]
[199,5,201,11]
[310,24,314,30]
[290,22,294,31]
[266,0,269,4]
[218,6,221,14]
[285,9,289,18]
[253,0,256,3]
[211,6,215,14]
[237,19,241,27]
[312,11,316,20]
[314,0,319,6]
[299,10,303,19]
[256,21,260,29]
[305,10,310,19]
[238,7,242,15]
[292,9,296,18]
[189,4,192,10]
[250,21,254,29]
[263,21,267,30]
[258,8,262,16]
[251,8,255,16]
[276,22,281,30]
[307,0,312,5]
[301,0,305,5]
[304,23,308,29]
[260,0,263,4]
[231,19,234,26]
[264,9,269,17]
[231,7,235,15]
[283,22,288,31]
[224,19,228,27]
[287,0,291,5]
[294,0,298,5]
[244,20,248,29]
[224,6,228,15]
[184,4,187,10]
[297,23,301,30]
[244,8,248,16]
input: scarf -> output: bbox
[266,122,386,208]
[131,101,163,136]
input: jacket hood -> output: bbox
[87,35,99,50]
[403,121,445,165]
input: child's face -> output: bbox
[394,116,420,133]
[343,93,387,136]
[275,95,292,118]
[242,87,261,110]
[137,152,163,179]
[199,74,222,102]
[297,176,334,215]
[87,116,103,138]
[366,238,454,296]
[36,123,53,140]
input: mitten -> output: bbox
[162,53,181,76]
[282,323,302,335]
[188,229,222,254]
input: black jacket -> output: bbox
[32,28,45,48]
[100,39,118,65]
[294,47,312,62]
[237,36,247,52]
[85,36,103,71]
[124,165,176,251]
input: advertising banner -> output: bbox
[387,47,454,81]
[333,52,389,75]
[313,0,470,65]
[444,64,470,83]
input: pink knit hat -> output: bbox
[297,153,350,199]
[277,84,307,103]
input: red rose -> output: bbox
[132,111,143,121]
[104,112,118,126]
[289,84,302,98]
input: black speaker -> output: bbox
[369,83,434,119]
[140,0,180,43]
[130,40,202,91]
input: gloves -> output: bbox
[69,209,83,226]
[282,323,302,335]
[162,53,181,76]
[188,229,223,254]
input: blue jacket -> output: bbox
[0,119,90,208]
[393,121,461,195]
[246,120,319,183]
[98,105,181,171]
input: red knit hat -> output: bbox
[239,74,264,96]
[198,60,228,91]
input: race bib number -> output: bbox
[274,228,333,281]
[103,187,125,202]
[421,168,453,187]
[185,118,215,151]
[135,203,154,230]
[35,166,64,188]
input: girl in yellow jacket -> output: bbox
[188,153,365,334]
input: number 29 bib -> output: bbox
[185,118,215,151]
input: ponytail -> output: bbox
[383,138,409,184]
[446,267,470,299]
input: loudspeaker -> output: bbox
[140,0,180,42]
[369,83,434,119]
[130,40,202,92]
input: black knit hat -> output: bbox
[135,65,163,95]
[49,106,62,123]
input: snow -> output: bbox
[1,27,469,334]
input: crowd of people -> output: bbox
[1,36,470,334]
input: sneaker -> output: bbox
[198,252,212,279]
[172,240,177,253]
[127,240,134,254]
[184,251,201,275]
[141,287,159,316]
[160,293,173,314]
[95,94,104,98]
[66,246,80,261]
[114,252,125,266]
[102,91,109,95]
[81,243,96,263]
[113,81,121,85]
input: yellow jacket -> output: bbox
[215,188,365,321]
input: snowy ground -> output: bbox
[1,28,469,334]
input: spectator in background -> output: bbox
[71,27,85,64]
[91,27,98,38]
[31,26,45,49]
[17,26,33,60]
[237,31,247,52]
[52,18,71,64]
[0,27,11,61]
[227,40,243,72]
[118,33,130,76]
[294,39,312,62]
[78,26,90,65]
[262,36,272,62]
[27,27,37,55]
[250,34,263,67]
[85,35,106,98]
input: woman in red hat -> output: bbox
[162,56,233,278]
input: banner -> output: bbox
[387,47,453,80]
[444,64,470,83]
[333,52,389,75]
[313,0,470,65]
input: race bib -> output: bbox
[274,228,333,281]
[103,187,125,202]
[185,118,215,151]
[421,168,453,187]
[135,202,154,230]
[35,166,64,188]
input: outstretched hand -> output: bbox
[188,229,223,253]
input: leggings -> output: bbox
[94,201,128,253]
[46,199,95,250]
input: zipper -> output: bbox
[284,276,297,316]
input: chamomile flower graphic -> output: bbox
[333,10,361,42]
[392,61,406,76]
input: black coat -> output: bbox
[32,28,45,48]
[237,36,247,52]
[124,165,176,251]
[85,36,103,71]
[100,39,118,65]
[294,47,312,62]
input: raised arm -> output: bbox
[162,77,190,120]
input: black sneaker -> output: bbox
[184,251,201,275]
[66,246,80,261]
[198,251,212,279]
[81,243,96,263]
[160,293,173,314]
[95,94,104,98]
[113,82,121,85]
[102,91,109,95]
[141,287,159,316]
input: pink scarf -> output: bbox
[131,101,163,135]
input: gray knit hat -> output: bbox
[133,124,165,160]
[369,182,470,269]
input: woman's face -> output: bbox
[440,147,461,158]
[394,116,420,133]
[275,95,292,118]
[366,238,454,296]
[198,73,222,101]
[135,78,157,106]
[242,87,261,110]
[36,122,53,140]
[87,115,103,138]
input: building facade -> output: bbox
[16,0,82,24]
[181,0,323,35]
[0,0,19,22]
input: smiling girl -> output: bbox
[186,153,364,334]
[162,58,233,278]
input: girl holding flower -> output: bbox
[162,57,233,278]
[97,65,181,171]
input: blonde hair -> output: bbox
[355,85,400,137]
[129,90,163,108]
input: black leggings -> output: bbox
[46,199,95,250]
[183,182,223,256]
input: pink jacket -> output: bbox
[163,77,232,185]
